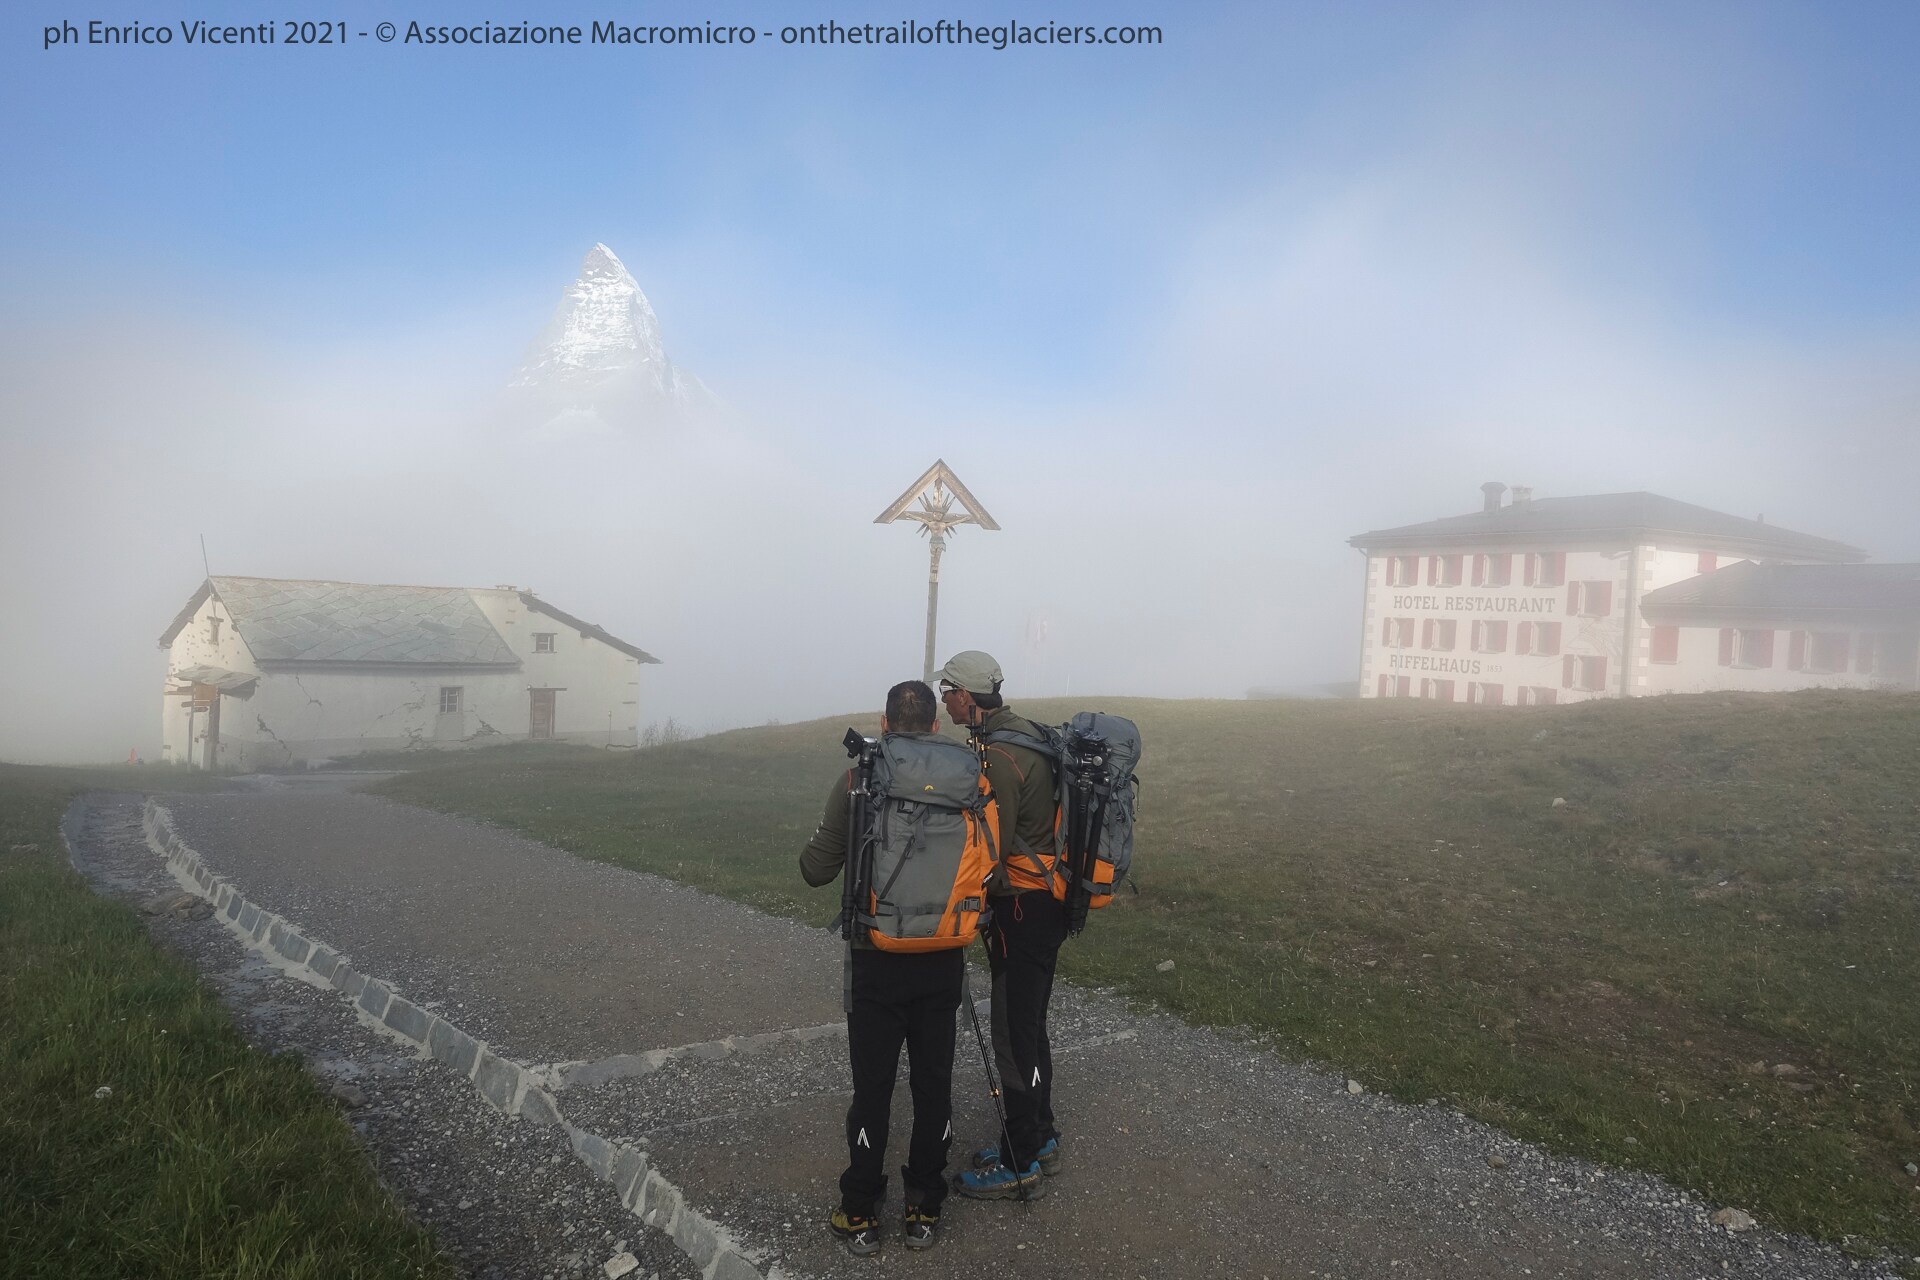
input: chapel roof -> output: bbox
[158,577,659,666]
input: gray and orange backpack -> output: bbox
[983,712,1142,934]
[840,730,999,952]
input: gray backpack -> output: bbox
[841,731,998,953]
[984,711,1142,934]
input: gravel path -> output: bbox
[67,791,700,1280]
[75,777,1905,1280]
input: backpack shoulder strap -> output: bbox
[981,721,1060,758]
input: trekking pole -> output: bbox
[959,958,1029,1201]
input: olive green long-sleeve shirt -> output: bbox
[798,767,857,889]
[973,706,1058,896]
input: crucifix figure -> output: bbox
[874,460,1001,684]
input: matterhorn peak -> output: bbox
[579,242,635,284]
[510,245,708,424]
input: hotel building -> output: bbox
[1350,485,1918,703]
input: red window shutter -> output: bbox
[1591,656,1608,689]
[1517,621,1533,653]
[1718,628,1734,666]
[1788,630,1806,670]
[1428,556,1440,584]
[1566,583,1581,615]
[1382,618,1391,646]
[1538,688,1557,706]
[1472,556,1484,587]
[1543,622,1561,656]
[1562,654,1576,687]
[1590,582,1613,617]
[1378,674,1390,697]
[1698,552,1717,574]
[1422,619,1433,649]
[1397,677,1411,697]
[1486,683,1504,706]
[1493,553,1511,584]
[1524,555,1537,586]
[1755,630,1775,668]
[1650,625,1679,664]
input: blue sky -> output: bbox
[3,0,1918,757]
[12,2,1915,365]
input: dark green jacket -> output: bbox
[973,706,1058,897]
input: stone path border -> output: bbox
[543,1021,848,1092]
[541,1018,1137,1094]
[142,800,773,1280]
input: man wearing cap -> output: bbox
[937,650,1066,1201]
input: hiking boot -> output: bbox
[971,1137,1062,1176]
[829,1207,882,1256]
[902,1205,940,1250]
[955,1158,1047,1200]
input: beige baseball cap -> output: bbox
[936,650,1004,695]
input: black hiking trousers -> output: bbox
[985,889,1067,1171]
[841,946,964,1218]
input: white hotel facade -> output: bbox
[1350,485,1919,704]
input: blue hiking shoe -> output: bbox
[955,1158,1047,1200]
[971,1137,1061,1176]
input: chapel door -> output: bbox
[529,688,555,740]
[192,682,221,769]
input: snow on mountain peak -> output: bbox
[512,244,697,401]
[580,242,632,283]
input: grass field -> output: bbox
[0,765,451,1280]
[374,690,1920,1259]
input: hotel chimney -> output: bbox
[1481,481,1507,512]
[1510,485,1533,504]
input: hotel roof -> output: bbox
[1641,561,1920,623]
[1349,491,1866,562]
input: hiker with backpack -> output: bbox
[800,678,1000,1255]
[936,650,1145,1203]
[937,650,1070,1201]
